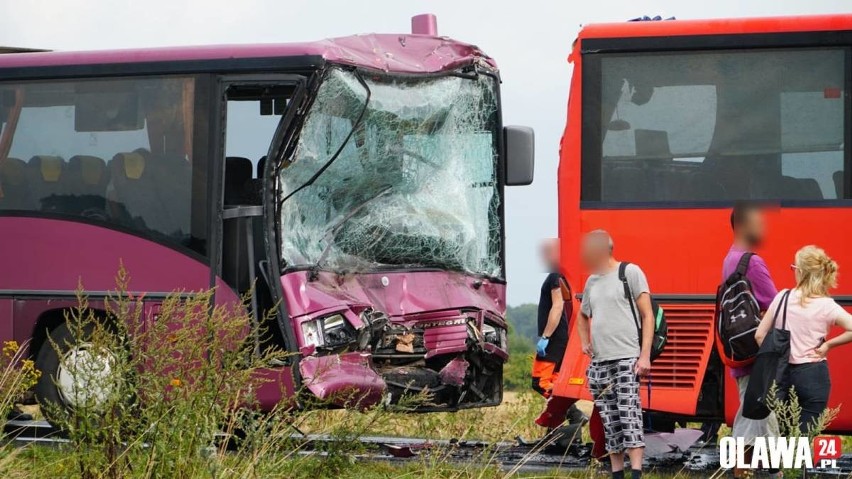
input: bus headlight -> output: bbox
[301,313,356,349]
[482,323,507,350]
[301,319,323,347]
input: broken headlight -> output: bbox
[300,313,357,350]
[481,323,507,350]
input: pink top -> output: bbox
[766,289,846,364]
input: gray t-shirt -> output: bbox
[580,263,650,362]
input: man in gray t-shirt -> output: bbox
[580,262,649,361]
[576,230,655,479]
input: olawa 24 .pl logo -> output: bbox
[720,436,842,469]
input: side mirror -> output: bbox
[503,125,534,186]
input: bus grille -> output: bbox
[645,304,715,389]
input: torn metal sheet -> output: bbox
[644,428,705,457]
[299,352,386,408]
[438,357,469,387]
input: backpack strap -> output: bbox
[735,252,755,277]
[621,262,653,412]
[619,262,641,333]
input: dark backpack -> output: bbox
[619,262,667,361]
[714,252,762,368]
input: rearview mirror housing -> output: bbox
[503,125,534,186]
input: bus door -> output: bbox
[218,76,305,356]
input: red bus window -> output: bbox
[582,48,847,204]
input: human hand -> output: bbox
[808,343,830,360]
[536,337,550,356]
[582,342,594,357]
[634,356,651,376]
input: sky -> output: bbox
[2,0,849,305]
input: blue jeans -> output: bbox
[777,361,831,434]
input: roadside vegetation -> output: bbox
[0,281,838,479]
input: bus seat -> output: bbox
[225,156,252,205]
[64,155,110,216]
[781,176,822,200]
[110,151,191,237]
[68,156,109,195]
[602,164,648,201]
[833,170,843,199]
[687,171,726,201]
[0,158,33,210]
[26,156,67,207]
[257,156,266,178]
[634,129,672,161]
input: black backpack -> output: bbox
[620,262,667,361]
[714,252,762,368]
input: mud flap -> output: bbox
[299,352,386,408]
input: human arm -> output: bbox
[578,280,593,356]
[809,304,852,359]
[634,292,654,376]
[749,255,778,311]
[754,294,781,346]
[577,310,593,356]
[542,287,564,338]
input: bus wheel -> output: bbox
[34,323,117,420]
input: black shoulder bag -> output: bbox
[743,289,791,420]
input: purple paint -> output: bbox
[299,352,386,408]
[411,14,439,36]
[438,357,468,387]
[279,270,505,320]
[0,34,494,74]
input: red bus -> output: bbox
[554,14,852,432]
[0,15,534,418]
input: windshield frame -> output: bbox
[272,64,506,281]
[579,36,852,209]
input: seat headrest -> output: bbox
[31,155,64,182]
[0,158,26,185]
[226,156,252,182]
[114,152,146,180]
[257,156,267,178]
[635,129,671,160]
[70,155,106,185]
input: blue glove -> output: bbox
[536,337,550,356]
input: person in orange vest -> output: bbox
[531,239,588,444]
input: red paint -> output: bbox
[553,14,852,431]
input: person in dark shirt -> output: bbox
[532,239,571,395]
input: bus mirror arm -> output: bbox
[503,125,534,186]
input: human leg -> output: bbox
[613,358,643,473]
[790,362,831,434]
[588,360,624,472]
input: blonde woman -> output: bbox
[755,245,852,432]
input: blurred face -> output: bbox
[581,235,609,272]
[741,209,766,247]
[540,239,560,270]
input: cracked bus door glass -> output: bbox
[279,67,501,277]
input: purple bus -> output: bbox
[0,15,534,415]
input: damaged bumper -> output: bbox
[283,270,508,411]
[297,308,508,410]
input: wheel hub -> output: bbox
[56,342,116,409]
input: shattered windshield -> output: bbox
[278,67,501,277]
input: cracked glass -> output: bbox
[279,67,501,277]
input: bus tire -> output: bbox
[34,323,116,422]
